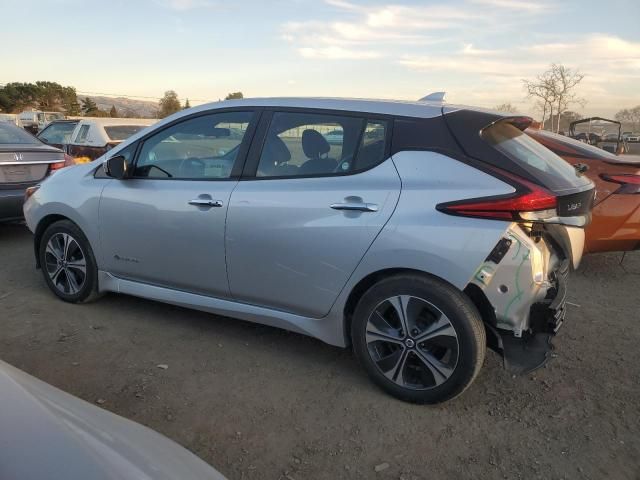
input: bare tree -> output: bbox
[523,64,585,132]
[550,64,585,133]
[523,70,556,130]
[494,103,518,113]
[615,106,640,131]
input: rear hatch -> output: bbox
[443,110,595,226]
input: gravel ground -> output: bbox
[1,222,639,480]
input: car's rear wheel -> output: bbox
[39,220,100,303]
[351,274,485,404]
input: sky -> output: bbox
[1,0,639,118]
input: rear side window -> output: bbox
[75,125,90,143]
[256,112,388,178]
[0,122,39,144]
[482,122,591,192]
[105,125,148,142]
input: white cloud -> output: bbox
[298,46,380,60]
[158,0,215,11]
[469,0,554,11]
[277,1,639,116]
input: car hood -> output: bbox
[0,359,226,480]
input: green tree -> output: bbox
[159,90,181,118]
[0,81,80,114]
[81,97,98,115]
[110,105,118,118]
[183,98,191,109]
[0,82,41,112]
[225,92,243,100]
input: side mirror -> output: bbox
[104,155,128,179]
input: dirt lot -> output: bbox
[1,222,639,480]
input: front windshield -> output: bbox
[0,122,40,144]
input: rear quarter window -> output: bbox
[482,122,591,193]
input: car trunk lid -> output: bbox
[0,146,65,185]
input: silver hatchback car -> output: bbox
[24,97,594,403]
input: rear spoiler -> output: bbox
[483,116,534,132]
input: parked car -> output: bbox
[37,119,80,150]
[67,118,156,163]
[627,134,640,143]
[24,97,594,404]
[0,122,69,222]
[528,128,640,253]
[323,129,344,145]
[0,359,226,480]
[0,113,24,127]
[18,110,65,134]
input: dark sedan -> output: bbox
[0,122,68,221]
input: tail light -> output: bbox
[601,174,640,194]
[49,160,66,173]
[437,167,591,227]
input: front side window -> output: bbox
[134,111,253,180]
[38,122,77,144]
[256,112,388,178]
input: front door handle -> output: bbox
[188,199,223,208]
[330,202,379,212]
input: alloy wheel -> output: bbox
[365,295,459,390]
[44,233,87,295]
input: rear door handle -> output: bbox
[330,202,379,212]
[188,199,223,207]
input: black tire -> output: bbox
[351,273,485,404]
[39,220,101,303]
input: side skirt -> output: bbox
[97,271,346,347]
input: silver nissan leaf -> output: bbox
[24,97,594,404]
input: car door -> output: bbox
[98,110,258,298]
[226,110,401,318]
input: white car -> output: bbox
[66,117,156,162]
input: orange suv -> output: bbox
[528,128,640,253]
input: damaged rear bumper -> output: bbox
[485,260,569,374]
[469,223,574,374]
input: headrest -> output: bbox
[302,129,330,159]
[263,135,291,165]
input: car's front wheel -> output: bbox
[351,274,486,404]
[39,220,100,303]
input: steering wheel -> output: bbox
[178,157,205,177]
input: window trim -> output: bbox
[125,108,262,182]
[240,107,393,181]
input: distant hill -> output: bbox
[86,96,159,118]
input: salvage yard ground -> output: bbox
[1,222,639,480]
